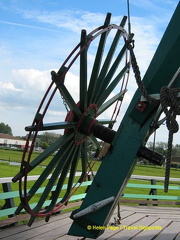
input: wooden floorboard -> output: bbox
[106,215,159,240]
[0,205,179,240]
[175,233,180,240]
[131,218,172,240]
[154,222,180,240]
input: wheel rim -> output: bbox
[13,13,131,224]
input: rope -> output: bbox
[128,43,159,105]
[160,87,180,192]
[127,38,180,193]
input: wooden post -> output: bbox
[2,182,17,227]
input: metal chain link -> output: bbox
[60,92,70,113]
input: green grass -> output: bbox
[0,148,101,170]
[0,162,44,177]
[131,164,180,180]
[0,148,53,166]
[132,164,180,178]
[0,149,180,221]
[0,148,23,162]
[1,148,180,177]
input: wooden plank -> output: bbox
[121,205,180,215]
[1,215,72,240]
[56,234,80,239]
[0,172,83,184]
[0,202,82,229]
[120,199,180,206]
[1,174,180,184]
[57,207,145,239]
[106,215,159,239]
[126,183,180,190]
[97,213,147,240]
[1,205,180,240]
[2,182,180,200]
[0,212,71,239]
[131,175,180,182]
[26,222,73,240]
[0,181,92,200]
[108,209,135,224]
[132,218,172,240]
[122,193,180,200]
[154,222,180,240]
[175,233,180,240]
[0,195,84,218]
[0,214,30,228]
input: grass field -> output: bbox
[0,148,54,166]
[1,148,180,176]
[0,148,180,220]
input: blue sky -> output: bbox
[0,0,179,144]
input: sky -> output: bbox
[0,0,179,144]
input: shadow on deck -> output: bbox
[0,205,180,240]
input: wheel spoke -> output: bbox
[29,140,76,215]
[97,90,126,116]
[97,119,115,125]
[80,30,88,112]
[15,140,74,215]
[78,141,88,183]
[13,132,73,182]
[14,13,132,227]
[97,63,130,107]
[87,13,111,105]
[57,83,82,118]
[60,145,81,203]
[89,135,101,155]
[44,145,80,220]
[91,16,127,104]
[25,121,75,132]
[94,44,128,103]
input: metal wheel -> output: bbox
[13,13,130,225]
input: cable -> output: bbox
[127,0,132,36]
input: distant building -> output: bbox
[0,133,28,149]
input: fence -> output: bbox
[0,173,180,228]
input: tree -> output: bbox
[0,122,13,135]
[147,141,167,156]
[39,132,62,149]
[172,144,180,156]
[40,141,50,150]
[40,132,61,144]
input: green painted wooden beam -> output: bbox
[68,3,180,239]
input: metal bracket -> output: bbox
[141,92,180,102]
[135,101,147,112]
[72,196,115,219]
[140,67,180,102]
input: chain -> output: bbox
[60,91,70,113]
[51,70,70,113]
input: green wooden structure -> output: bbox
[13,2,180,239]
[68,3,180,238]
[1,175,180,228]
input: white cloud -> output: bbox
[12,68,51,92]
[21,9,108,34]
[0,20,61,33]
[0,82,23,93]
[1,5,178,141]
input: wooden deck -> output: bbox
[0,205,180,240]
